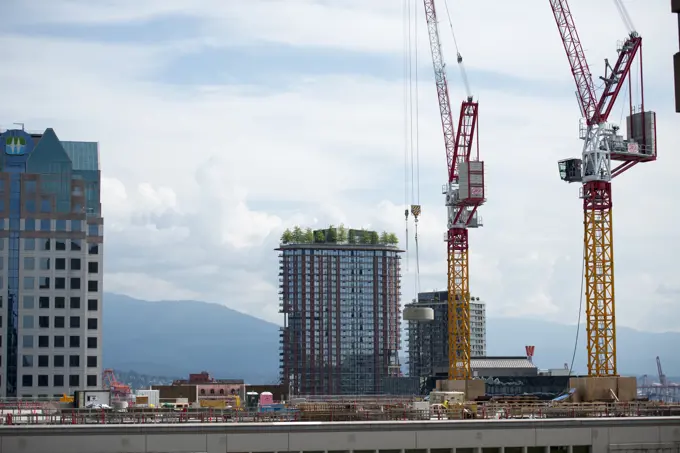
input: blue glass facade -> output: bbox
[0,127,102,397]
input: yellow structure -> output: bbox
[448,230,471,380]
[583,185,617,376]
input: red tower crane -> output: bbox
[422,0,484,380]
[549,0,656,376]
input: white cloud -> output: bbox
[1,0,679,334]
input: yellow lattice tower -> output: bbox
[583,181,617,376]
[447,228,471,380]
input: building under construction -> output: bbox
[277,226,403,396]
[406,290,486,380]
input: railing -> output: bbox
[0,402,679,426]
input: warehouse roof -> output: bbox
[471,357,536,369]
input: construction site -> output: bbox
[0,1,676,444]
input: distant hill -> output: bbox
[103,293,280,383]
[102,293,680,381]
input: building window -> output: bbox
[70,297,80,309]
[88,280,98,292]
[25,180,36,193]
[55,240,66,251]
[38,355,48,367]
[71,220,82,231]
[25,200,36,213]
[55,219,66,231]
[54,375,64,387]
[55,316,65,328]
[87,299,97,311]
[88,244,98,255]
[87,318,97,330]
[40,199,50,213]
[88,262,98,274]
[70,278,80,290]
[38,335,49,348]
[87,375,97,387]
[54,336,64,348]
[55,297,65,309]
[39,257,50,270]
[24,238,35,250]
[22,335,33,348]
[69,355,79,367]
[69,316,80,329]
[23,296,34,309]
[69,336,80,348]
[38,375,48,387]
[22,355,33,367]
[54,355,64,367]
[24,218,35,231]
[87,337,97,349]
[87,356,97,367]
[39,219,50,231]
[22,315,34,329]
[69,375,79,387]
[70,258,81,270]
[23,277,34,290]
[39,239,50,251]
[39,277,49,289]
[39,297,49,309]
[71,239,81,251]
[22,375,32,387]
[55,258,65,270]
[88,224,98,236]
[55,277,66,289]
[24,257,35,270]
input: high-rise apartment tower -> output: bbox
[278,226,402,396]
[407,290,486,379]
[0,127,103,398]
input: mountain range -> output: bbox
[103,293,680,383]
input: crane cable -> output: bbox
[443,0,471,99]
[403,0,421,296]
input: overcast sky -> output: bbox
[1,0,677,331]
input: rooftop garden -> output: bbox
[280,224,399,246]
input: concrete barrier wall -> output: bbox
[0,417,679,453]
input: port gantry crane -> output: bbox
[549,0,656,376]
[422,0,485,380]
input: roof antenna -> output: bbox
[13,123,25,131]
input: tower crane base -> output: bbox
[436,379,485,401]
[569,376,637,403]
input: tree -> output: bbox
[337,224,347,242]
[292,226,303,243]
[386,233,399,245]
[370,231,379,244]
[281,229,293,244]
[360,229,372,244]
[304,228,314,242]
[314,230,325,242]
[327,225,338,242]
[348,229,356,244]
[379,231,388,244]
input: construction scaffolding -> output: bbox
[278,228,404,396]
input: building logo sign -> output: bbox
[0,129,34,156]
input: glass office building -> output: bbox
[278,228,403,395]
[0,127,103,398]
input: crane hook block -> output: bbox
[410,205,422,220]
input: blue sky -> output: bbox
[1,0,679,334]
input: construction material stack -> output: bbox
[548,0,656,402]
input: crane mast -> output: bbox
[549,0,656,377]
[422,0,484,380]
